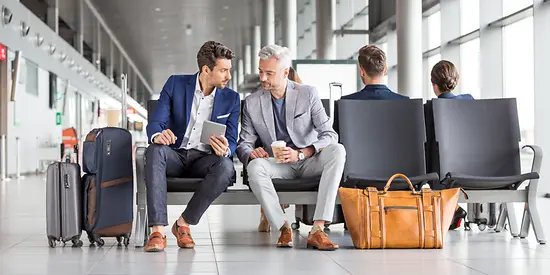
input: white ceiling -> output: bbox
[89,0,261,93]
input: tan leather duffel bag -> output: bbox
[339,173,465,249]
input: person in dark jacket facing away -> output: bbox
[430,59,472,230]
[431,60,474,99]
[341,45,409,100]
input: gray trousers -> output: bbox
[246,143,346,231]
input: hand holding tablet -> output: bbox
[201,120,228,156]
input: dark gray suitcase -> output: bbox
[465,203,500,231]
[46,159,84,247]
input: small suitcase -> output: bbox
[83,127,134,247]
[465,203,500,231]
[46,157,84,248]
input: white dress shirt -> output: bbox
[152,74,229,156]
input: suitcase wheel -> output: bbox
[124,237,130,247]
[291,222,300,230]
[96,238,105,247]
[48,238,56,248]
[478,224,487,231]
[71,239,83,248]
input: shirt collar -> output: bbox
[195,73,216,98]
[438,92,455,99]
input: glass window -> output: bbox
[460,0,480,35]
[503,16,534,146]
[426,53,441,99]
[427,11,441,50]
[460,38,480,99]
[25,59,39,96]
[503,0,533,17]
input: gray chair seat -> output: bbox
[442,172,539,190]
[166,178,204,192]
[344,172,439,190]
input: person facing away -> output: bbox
[143,41,241,252]
[431,60,474,99]
[257,66,301,233]
[236,44,346,251]
[430,59,472,230]
[341,44,409,100]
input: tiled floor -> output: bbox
[1,175,550,274]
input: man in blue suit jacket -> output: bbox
[143,41,240,252]
[341,45,408,100]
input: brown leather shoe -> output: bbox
[307,228,339,251]
[171,221,195,249]
[276,226,293,248]
[144,232,166,252]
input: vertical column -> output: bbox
[108,40,114,81]
[252,25,261,71]
[244,45,252,75]
[282,0,298,59]
[46,0,59,33]
[74,0,84,54]
[133,71,138,100]
[316,0,336,59]
[262,0,275,46]
[479,0,503,99]
[534,0,550,194]
[93,20,101,70]
[396,0,423,98]
[238,59,244,87]
[440,0,461,93]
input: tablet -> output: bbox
[200,120,227,145]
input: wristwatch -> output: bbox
[298,150,305,161]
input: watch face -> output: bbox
[299,151,305,160]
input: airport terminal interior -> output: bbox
[2,0,550,274]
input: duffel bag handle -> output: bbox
[383,173,418,194]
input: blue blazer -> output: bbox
[341,84,409,100]
[438,92,474,100]
[146,73,241,156]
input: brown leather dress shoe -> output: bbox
[307,229,339,251]
[171,221,195,249]
[276,226,293,248]
[144,232,167,252]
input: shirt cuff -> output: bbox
[224,147,231,157]
[151,132,161,144]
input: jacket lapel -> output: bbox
[285,81,298,133]
[260,90,277,141]
[185,74,197,127]
[211,88,224,121]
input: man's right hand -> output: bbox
[249,147,269,160]
[154,129,177,145]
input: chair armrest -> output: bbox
[135,147,147,203]
[522,145,543,174]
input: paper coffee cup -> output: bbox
[271,141,286,163]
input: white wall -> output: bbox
[6,52,62,175]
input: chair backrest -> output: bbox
[429,98,521,177]
[147,100,158,124]
[321,99,330,117]
[337,99,428,179]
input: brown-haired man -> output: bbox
[144,41,240,252]
[341,45,408,100]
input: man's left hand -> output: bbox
[281,147,299,163]
[210,135,229,156]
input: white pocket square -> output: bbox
[216,113,230,119]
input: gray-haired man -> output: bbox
[236,45,346,251]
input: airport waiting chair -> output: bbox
[337,99,439,190]
[426,98,545,244]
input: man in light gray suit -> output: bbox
[236,45,346,251]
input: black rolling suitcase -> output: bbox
[83,127,134,247]
[46,155,84,248]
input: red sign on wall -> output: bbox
[0,43,6,61]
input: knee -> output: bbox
[324,143,346,164]
[247,158,270,178]
[216,157,235,179]
[145,144,169,161]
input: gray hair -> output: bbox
[258,44,292,69]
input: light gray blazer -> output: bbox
[236,80,338,166]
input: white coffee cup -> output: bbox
[271,141,286,163]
